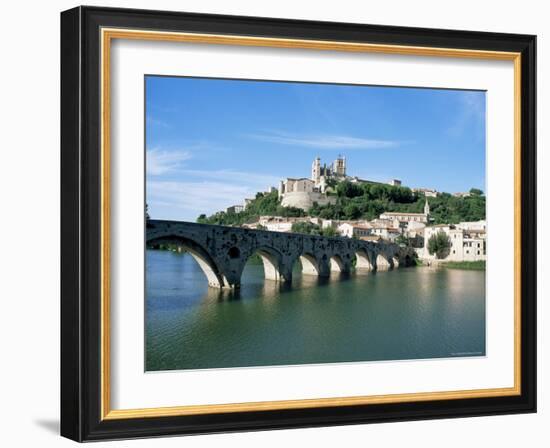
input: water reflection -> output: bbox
[146,250,486,371]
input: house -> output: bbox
[422,222,486,262]
[412,187,438,197]
[359,235,382,242]
[337,222,372,239]
[226,204,244,214]
[370,226,401,242]
[379,200,430,225]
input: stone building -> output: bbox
[412,187,438,197]
[421,221,487,262]
[369,220,401,242]
[278,156,405,211]
[254,216,325,233]
[379,199,430,224]
[337,222,372,239]
[226,204,244,214]
[278,176,336,211]
[311,155,347,192]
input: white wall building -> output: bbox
[405,220,426,239]
[459,220,487,232]
[255,216,328,233]
[412,187,438,197]
[422,221,487,262]
[337,222,372,239]
[379,199,430,224]
[370,226,401,242]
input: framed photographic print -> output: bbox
[60,6,536,442]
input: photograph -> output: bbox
[56,4,537,442]
[144,76,488,372]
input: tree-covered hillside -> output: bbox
[196,181,485,226]
[310,182,485,224]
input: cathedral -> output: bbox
[277,155,401,211]
[311,156,347,192]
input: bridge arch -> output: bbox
[376,253,393,270]
[329,254,346,273]
[299,253,320,276]
[355,249,374,271]
[401,254,414,267]
[245,246,289,283]
[147,235,228,288]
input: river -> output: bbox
[145,249,485,371]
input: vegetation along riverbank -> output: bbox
[442,261,486,270]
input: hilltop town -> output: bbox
[197,156,486,264]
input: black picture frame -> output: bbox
[61,5,536,442]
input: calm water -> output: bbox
[146,250,485,371]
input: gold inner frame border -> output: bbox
[99,27,522,421]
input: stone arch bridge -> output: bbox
[146,220,415,289]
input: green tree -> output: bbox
[336,181,363,198]
[469,188,484,196]
[343,203,361,220]
[276,205,305,218]
[324,178,337,190]
[321,226,338,237]
[395,234,409,246]
[427,231,452,259]
[291,221,322,235]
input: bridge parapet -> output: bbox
[146,220,412,289]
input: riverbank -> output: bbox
[442,260,486,270]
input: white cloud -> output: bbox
[147,169,283,221]
[148,181,256,221]
[177,168,282,186]
[146,149,191,175]
[246,131,403,150]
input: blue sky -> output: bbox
[146,76,486,221]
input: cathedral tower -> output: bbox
[312,157,321,183]
[333,155,346,177]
